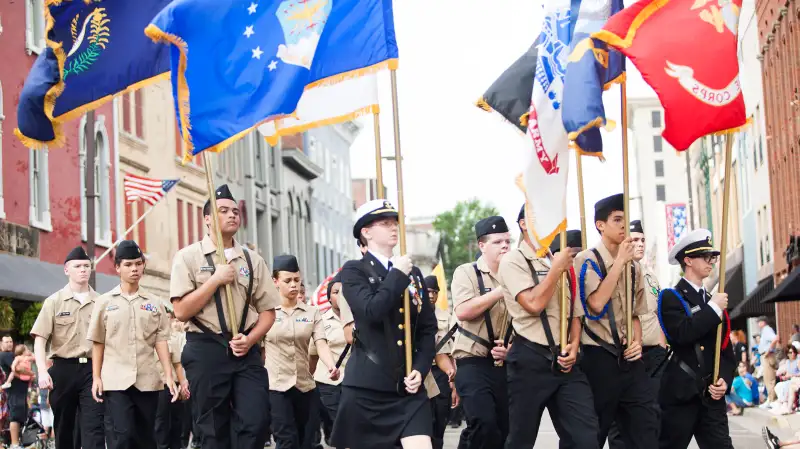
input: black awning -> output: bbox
[730,276,775,320]
[763,268,800,303]
[718,263,745,313]
[0,253,119,302]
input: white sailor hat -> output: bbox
[353,199,399,239]
[668,228,721,265]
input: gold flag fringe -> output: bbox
[515,174,568,257]
[263,104,379,146]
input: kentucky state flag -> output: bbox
[15,0,171,148]
[593,0,747,150]
[147,0,398,159]
[520,0,575,255]
[561,0,625,156]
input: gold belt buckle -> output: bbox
[79,357,88,364]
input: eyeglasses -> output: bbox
[702,254,720,264]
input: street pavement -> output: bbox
[442,410,770,448]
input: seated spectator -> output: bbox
[727,362,758,415]
[771,343,800,415]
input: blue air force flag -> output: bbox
[561,0,625,156]
[147,0,398,159]
[15,0,171,149]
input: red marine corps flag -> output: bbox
[594,0,748,150]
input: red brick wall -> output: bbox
[759,0,800,339]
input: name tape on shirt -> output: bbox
[106,305,120,312]
[56,311,71,317]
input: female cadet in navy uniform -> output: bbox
[330,199,438,449]
[658,229,735,449]
[265,255,340,449]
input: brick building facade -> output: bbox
[757,0,800,339]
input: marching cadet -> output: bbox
[426,275,458,449]
[451,215,512,449]
[30,246,106,449]
[265,254,340,449]
[155,309,190,449]
[608,220,667,449]
[309,272,350,448]
[87,240,180,449]
[499,223,598,449]
[330,199,437,449]
[169,184,280,449]
[573,194,658,449]
[658,229,735,449]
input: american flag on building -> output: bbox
[312,269,342,313]
[665,203,688,251]
[124,174,180,206]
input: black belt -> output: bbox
[582,323,621,358]
[515,335,556,362]
[51,357,90,364]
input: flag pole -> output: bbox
[621,81,633,346]
[389,69,413,375]
[202,151,239,334]
[713,134,734,381]
[576,154,587,249]
[95,204,158,265]
[559,229,568,352]
[373,112,385,198]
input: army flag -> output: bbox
[147,0,398,160]
[475,43,538,135]
[15,0,171,148]
[561,0,626,156]
[593,0,747,150]
[519,0,575,255]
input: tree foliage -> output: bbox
[433,199,499,287]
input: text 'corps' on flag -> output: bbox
[593,0,748,151]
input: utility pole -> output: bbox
[85,110,97,289]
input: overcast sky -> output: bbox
[349,1,657,246]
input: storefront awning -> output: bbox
[730,276,775,320]
[762,268,800,304]
[0,253,118,302]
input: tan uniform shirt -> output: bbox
[498,243,585,346]
[434,308,454,356]
[169,235,281,334]
[451,257,509,359]
[156,330,186,384]
[87,286,171,392]
[309,309,349,386]
[338,293,354,326]
[264,302,325,393]
[573,243,650,346]
[640,268,663,347]
[31,285,99,359]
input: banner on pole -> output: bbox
[665,203,688,251]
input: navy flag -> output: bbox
[15,0,171,148]
[475,42,538,135]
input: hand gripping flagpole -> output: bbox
[713,134,735,381]
[202,151,239,335]
[373,112,385,198]
[389,69,413,375]
[621,81,633,346]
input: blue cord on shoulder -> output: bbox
[579,259,609,321]
[657,288,691,344]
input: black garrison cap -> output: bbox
[203,184,236,216]
[424,275,440,291]
[64,246,90,264]
[475,216,510,239]
[273,254,300,273]
[549,230,583,254]
[594,193,624,222]
[116,240,143,260]
[518,204,526,222]
[630,220,644,234]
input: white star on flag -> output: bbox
[244,26,254,38]
[252,46,263,59]
[268,60,278,71]
[247,2,257,14]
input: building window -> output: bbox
[653,136,663,153]
[254,135,266,185]
[25,0,46,54]
[124,200,148,253]
[174,124,203,167]
[121,91,145,140]
[0,81,5,219]
[80,116,112,246]
[177,199,185,249]
[654,160,664,177]
[29,148,51,230]
[651,110,661,128]
[656,184,666,202]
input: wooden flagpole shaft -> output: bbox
[560,230,568,351]
[621,81,633,345]
[374,112,385,198]
[576,153,587,249]
[390,70,413,375]
[202,151,239,335]
[713,135,735,381]
[95,204,158,265]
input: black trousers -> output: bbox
[454,357,508,449]
[504,339,599,449]
[270,387,318,449]
[659,396,733,449]
[580,346,659,449]
[608,346,667,449]
[105,387,159,449]
[182,335,270,449]
[431,366,452,449]
[317,383,340,437]
[48,359,105,449]
[155,384,185,449]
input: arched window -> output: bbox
[80,115,112,245]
